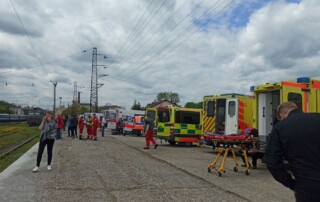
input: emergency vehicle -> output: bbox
[146,106,203,145]
[123,110,145,135]
[104,109,117,130]
[250,77,320,142]
[105,109,144,134]
[202,93,254,136]
[131,115,145,135]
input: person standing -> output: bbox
[67,115,73,137]
[32,111,56,172]
[117,118,124,135]
[266,102,320,201]
[92,113,99,140]
[101,117,107,137]
[78,115,85,140]
[143,115,158,150]
[72,115,78,138]
[86,114,93,140]
[55,114,64,140]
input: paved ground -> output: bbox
[0,129,294,202]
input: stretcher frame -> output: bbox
[207,135,259,177]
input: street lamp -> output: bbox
[50,81,57,117]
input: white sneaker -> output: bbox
[32,166,39,172]
[47,165,52,171]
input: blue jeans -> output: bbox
[56,128,62,139]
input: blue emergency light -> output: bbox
[297,77,310,83]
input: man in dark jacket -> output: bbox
[266,102,320,201]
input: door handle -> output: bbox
[263,107,265,118]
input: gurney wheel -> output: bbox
[233,167,238,172]
[245,170,250,176]
[207,168,211,173]
[218,171,222,177]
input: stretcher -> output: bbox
[207,130,259,177]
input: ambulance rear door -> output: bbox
[258,93,273,141]
[225,98,238,135]
[202,97,215,134]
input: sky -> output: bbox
[1,0,319,110]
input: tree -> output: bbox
[185,102,196,108]
[156,92,180,104]
[184,101,203,109]
[0,101,14,114]
[196,101,203,109]
[131,100,142,110]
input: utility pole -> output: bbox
[89,47,108,112]
[50,81,57,118]
[73,81,77,104]
[59,97,62,107]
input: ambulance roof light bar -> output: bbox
[297,77,310,83]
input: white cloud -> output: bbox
[0,0,319,111]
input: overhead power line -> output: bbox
[115,0,208,77]
[117,0,169,60]
[115,0,231,80]
[107,0,156,70]
[9,0,48,74]
[115,0,206,70]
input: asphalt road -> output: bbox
[0,130,294,202]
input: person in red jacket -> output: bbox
[92,113,99,141]
[78,115,85,140]
[86,114,93,140]
[55,114,64,140]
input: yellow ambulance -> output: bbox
[202,93,254,135]
[146,106,203,145]
[250,77,320,142]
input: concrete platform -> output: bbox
[0,130,294,202]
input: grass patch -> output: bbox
[0,123,39,153]
[0,123,40,172]
[0,138,39,172]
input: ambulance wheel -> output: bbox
[233,167,238,172]
[218,171,222,177]
[186,142,193,147]
[207,168,211,173]
[168,140,176,145]
[245,170,250,176]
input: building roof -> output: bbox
[146,100,180,108]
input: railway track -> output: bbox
[0,130,22,138]
[0,135,38,159]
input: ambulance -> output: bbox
[250,77,320,142]
[146,106,203,145]
[131,115,145,135]
[123,110,145,135]
[202,93,254,136]
[106,109,140,134]
[104,109,117,130]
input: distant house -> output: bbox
[146,100,180,109]
[10,105,24,115]
[23,106,46,115]
[99,104,123,111]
